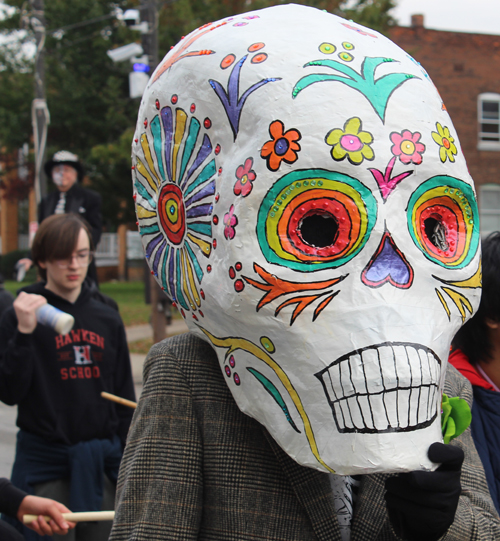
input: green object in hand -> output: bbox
[441,393,472,444]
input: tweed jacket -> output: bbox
[110,333,500,541]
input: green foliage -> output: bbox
[0,249,34,280]
[86,127,137,227]
[157,0,350,54]
[343,0,397,35]
[0,67,33,149]
[0,0,139,155]
[0,0,142,220]
[156,0,394,52]
[43,1,139,152]
[0,0,397,227]
[0,2,35,150]
[99,280,151,326]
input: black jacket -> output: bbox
[0,479,26,541]
[0,282,135,446]
[38,184,102,248]
[0,478,25,518]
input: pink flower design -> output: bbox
[224,205,238,240]
[390,130,425,165]
[234,157,256,197]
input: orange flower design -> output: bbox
[261,120,301,171]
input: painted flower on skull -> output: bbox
[325,117,374,165]
[133,104,216,315]
[432,122,457,163]
[261,120,301,171]
[234,157,256,197]
[390,130,425,165]
[224,204,238,239]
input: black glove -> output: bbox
[385,442,464,541]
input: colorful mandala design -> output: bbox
[133,104,217,312]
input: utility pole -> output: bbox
[30,0,50,206]
[141,0,167,344]
[141,0,159,70]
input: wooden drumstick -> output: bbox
[23,510,115,524]
[101,391,137,409]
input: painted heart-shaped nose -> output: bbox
[361,231,413,289]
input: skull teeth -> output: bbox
[315,342,441,434]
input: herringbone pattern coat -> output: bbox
[110,333,500,540]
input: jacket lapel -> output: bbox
[47,191,59,215]
[263,428,341,541]
[350,474,389,541]
[66,187,85,215]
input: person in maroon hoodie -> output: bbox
[450,231,500,513]
[0,214,135,541]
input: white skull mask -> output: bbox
[132,5,481,474]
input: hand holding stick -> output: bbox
[17,494,75,536]
[101,391,137,409]
[24,510,115,524]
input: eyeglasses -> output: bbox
[54,251,94,269]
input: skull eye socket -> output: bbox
[299,213,339,248]
[407,176,480,269]
[257,169,377,271]
[423,216,449,252]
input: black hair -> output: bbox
[452,231,500,364]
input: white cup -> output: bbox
[36,304,75,335]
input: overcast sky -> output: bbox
[392,0,500,35]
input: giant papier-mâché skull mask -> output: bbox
[132,4,481,474]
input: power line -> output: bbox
[3,0,178,49]
[46,11,121,36]
[45,0,177,37]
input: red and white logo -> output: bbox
[73,345,92,365]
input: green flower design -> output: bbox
[441,393,471,444]
[325,117,374,165]
[432,122,458,163]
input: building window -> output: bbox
[478,93,500,150]
[480,184,500,237]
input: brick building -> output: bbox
[390,15,500,236]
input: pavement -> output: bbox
[0,319,189,478]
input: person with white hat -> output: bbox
[19,151,102,285]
